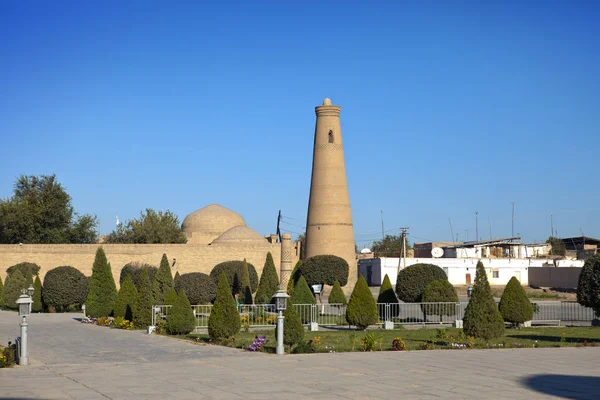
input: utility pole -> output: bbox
[550,214,554,238]
[475,212,479,243]
[511,202,515,237]
[448,217,455,244]
[400,227,409,269]
[488,216,492,240]
[380,210,385,240]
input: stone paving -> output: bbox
[1,310,599,399]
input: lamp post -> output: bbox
[272,290,289,355]
[15,289,33,366]
[27,284,34,314]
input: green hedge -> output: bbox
[395,263,447,302]
[42,266,88,311]
[174,272,216,305]
[300,255,349,287]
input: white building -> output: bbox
[358,257,585,287]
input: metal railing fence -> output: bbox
[151,300,598,330]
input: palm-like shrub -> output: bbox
[395,263,447,302]
[255,252,280,304]
[32,275,43,312]
[153,253,174,304]
[4,269,27,309]
[133,269,154,329]
[377,274,399,318]
[463,261,505,340]
[208,273,240,340]
[499,276,534,326]
[421,279,458,320]
[86,247,117,318]
[346,275,378,330]
[210,260,258,296]
[328,280,347,305]
[42,266,88,311]
[165,290,196,335]
[300,255,349,287]
[175,273,216,305]
[114,275,138,321]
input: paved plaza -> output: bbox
[0,311,599,399]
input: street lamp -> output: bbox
[27,284,34,314]
[272,290,289,355]
[15,289,33,366]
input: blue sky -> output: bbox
[1,1,599,248]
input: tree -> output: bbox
[395,263,447,303]
[0,174,98,244]
[499,277,534,326]
[105,209,187,244]
[463,261,505,340]
[577,255,597,308]
[210,260,258,296]
[86,247,117,318]
[421,279,458,320]
[165,290,196,335]
[175,273,216,305]
[0,275,4,308]
[163,288,178,306]
[589,257,600,317]
[328,280,347,305]
[174,271,181,286]
[286,260,302,296]
[208,273,240,340]
[276,297,304,347]
[291,276,316,324]
[32,275,43,312]
[377,274,398,319]
[254,252,280,304]
[153,253,174,304]
[6,262,40,279]
[300,255,349,287]
[114,275,138,320]
[547,236,566,257]
[297,232,306,261]
[42,266,88,311]
[239,259,253,304]
[372,234,412,257]
[133,269,154,329]
[346,275,378,329]
[4,269,27,309]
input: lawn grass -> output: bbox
[186,326,600,354]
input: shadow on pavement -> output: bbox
[521,374,600,399]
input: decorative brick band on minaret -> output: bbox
[305,98,357,291]
[280,233,292,290]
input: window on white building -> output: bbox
[443,267,449,276]
[492,270,499,278]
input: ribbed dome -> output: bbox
[211,226,266,245]
[181,204,246,245]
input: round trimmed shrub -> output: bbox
[346,275,378,330]
[165,290,196,335]
[7,262,40,279]
[395,263,447,302]
[42,266,89,311]
[119,262,157,290]
[499,276,534,326]
[328,280,347,305]
[210,261,258,295]
[421,279,458,319]
[175,272,216,305]
[300,255,349,287]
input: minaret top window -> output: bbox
[328,130,334,143]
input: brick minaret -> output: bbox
[305,98,356,290]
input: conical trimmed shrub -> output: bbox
[165,290,196,335]
[0,275,4,308]
[328,280,347,305]
[287,260,302,296]
[255,252,280,304]
[376,274,398,318]
[208,273,240,339]
[499,276,534,326]
[174,271,181,286]
[346,275,378,330]
[154,253,174,304]
[238,259,253,304]
[291,276,316,305]
[463,261,505,340]
[276,297,304,347]
[25,272,34,287]
[163,288,178,306]
[577,255,598,308]
[86,247,117,318]
[133,269,154,329]
[4,270,26,309]
[114,275,138,321]
[32,275,43,312]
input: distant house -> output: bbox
[560,236,600,260]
